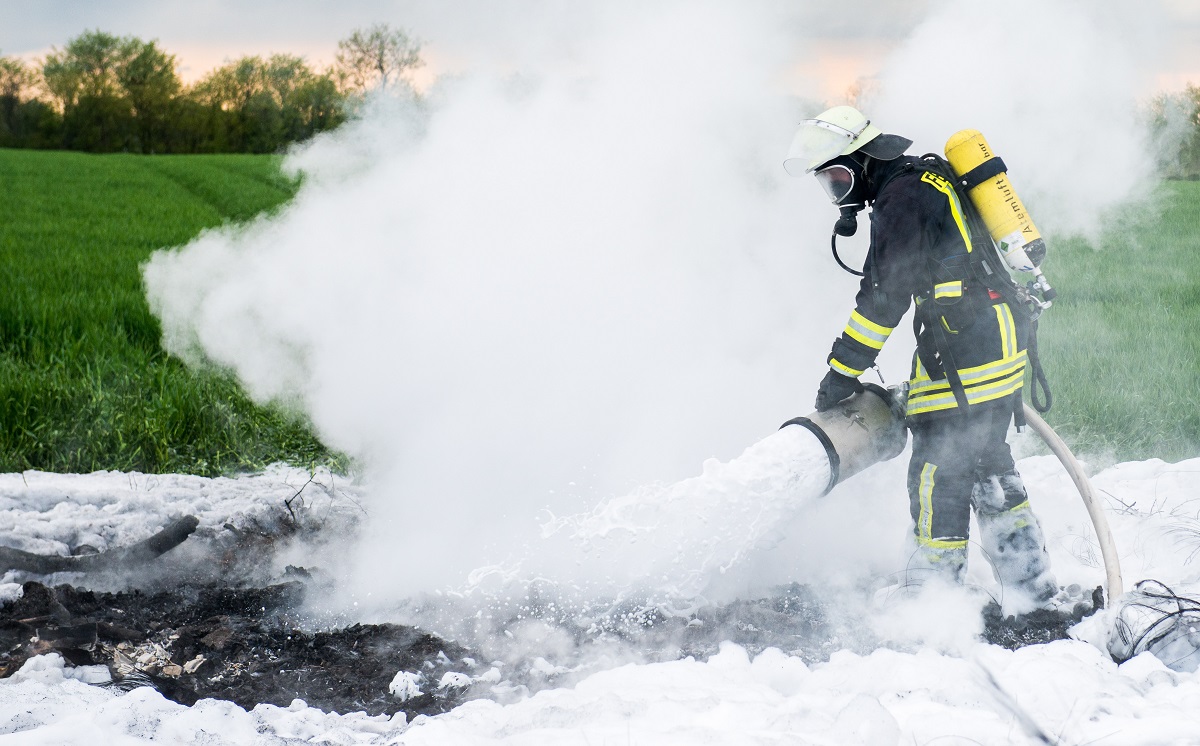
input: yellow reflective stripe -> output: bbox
[963,373,1024,403]
[904,392,960,415]
[960,349,1027,380]
[906,361,1026,415]
[1007,500,1031,513]
[907,369,1024,406]
[850,310,893,336]
[994,306,1007,358]
[918,463,936,544]
[964,356,1027,385]
[829,358,864,377]
[920,537,970,550]
[844,310,893,350]
[934,281,963,299]
[905,329,1029,416]
[908,352,1027,395]
[908,355,1026,399]
[921,172,972,253]
[845,326,885,349]
[914,464,966,548]
[913,354,927,380]
[906,381,946,398]
[906,373,1024,415]
[995,304,1017,359]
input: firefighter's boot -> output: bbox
[904,531,968,589]
[973,470,1057,612]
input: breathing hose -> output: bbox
[830,233,865,277]
[1026,319,1053,413]
[1022,403,1123,601]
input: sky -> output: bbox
[3,0,1199,95]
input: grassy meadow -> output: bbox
[1037,180,1200,463]
[0,148,1195,477]
[0,149,341,475]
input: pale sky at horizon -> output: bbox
[2,0,1199,98]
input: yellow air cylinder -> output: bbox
[944,129,1046,274]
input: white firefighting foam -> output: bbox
[3,455,1200,743]
[468,425,835,601]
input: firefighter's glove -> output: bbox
[815,370,864,412]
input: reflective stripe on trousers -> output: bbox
[907,399,1018,550]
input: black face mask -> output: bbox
[814,154,871,237]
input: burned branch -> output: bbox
[0,516,199,574]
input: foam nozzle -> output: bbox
[779,384,908,495]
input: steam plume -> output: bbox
[144,0,1166,606]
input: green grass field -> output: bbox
[1037,180,1200,463]
[0,149,342,475]
[0,149,1194,476]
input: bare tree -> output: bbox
[334,23,423,94]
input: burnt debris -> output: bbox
[0,577,1095,718]
[0,516,200,574]
[0,579,475,717]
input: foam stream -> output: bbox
[512,425,833,599]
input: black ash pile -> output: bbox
[0,503,480,718]
[0,578,475,717]
[983,589,1100,651]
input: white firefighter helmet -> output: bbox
[783,105,911,176]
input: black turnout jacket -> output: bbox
[825,156,1027,419]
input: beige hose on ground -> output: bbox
[1023,404,1123,601]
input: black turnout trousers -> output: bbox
[906,396,1026,548]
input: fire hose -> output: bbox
[1022,403,1123,600]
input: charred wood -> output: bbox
[0,516,199,574]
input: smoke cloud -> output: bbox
[144,0,1168,609]
[866,0,1167,239]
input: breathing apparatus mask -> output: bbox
[785,115,872,244]
[813,153,870,238]
[783,106,913,276]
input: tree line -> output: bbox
[5,28,1199,172]
[0,25,422,154]
[1151,86,1200,179]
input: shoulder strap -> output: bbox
[913,154,1025,299]
[912,153,1055,415]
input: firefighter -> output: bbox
[783,106,1057,608]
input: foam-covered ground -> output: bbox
[3,454,1200,744]
[7,626,1200,744]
